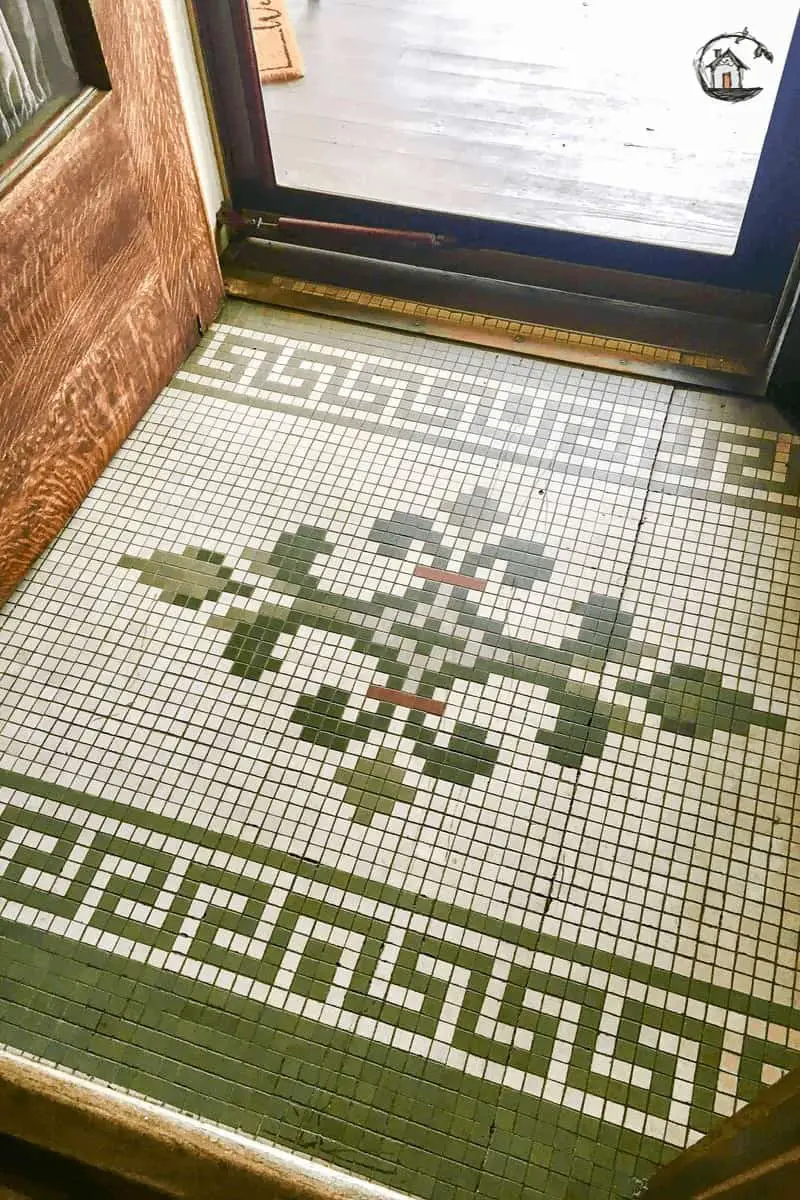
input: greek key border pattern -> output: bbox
[1,772,797,1153]
[171,323,800,515]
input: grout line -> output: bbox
[542,382,680,925]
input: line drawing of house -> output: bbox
[708,47,748,91]
[694,30,772,103]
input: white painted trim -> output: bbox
[158,0,225,232]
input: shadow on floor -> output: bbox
[0,1132,171,1200]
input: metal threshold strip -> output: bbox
[223,239,771,394]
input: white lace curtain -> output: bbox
[1,0,77,144]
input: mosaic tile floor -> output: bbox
[1,300,799,1199]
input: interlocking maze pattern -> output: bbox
[1,787,797,1150]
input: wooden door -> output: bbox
[0,0,223,605]
[644,1062,800,1198]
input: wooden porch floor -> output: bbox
[262,0,795,254]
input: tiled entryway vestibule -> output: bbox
[1,300,798,1199]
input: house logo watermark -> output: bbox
[694,29,773,102]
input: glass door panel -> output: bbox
[1,0,82,167]
[261,0,797,255]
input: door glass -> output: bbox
[258,0,797,254]
[1,0,81,167]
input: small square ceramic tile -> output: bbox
[0,304,798,1200]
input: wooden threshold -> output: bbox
[223,242,768,394]
[643,1061,800,1199]
[0,1050,408,1200]
[234,217,776,324]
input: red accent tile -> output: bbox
[366,686,446,716]
[413,565,486,591]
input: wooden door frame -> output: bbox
[644,1062,800,1198]
[191,0,800,295]
[0,0,224,605]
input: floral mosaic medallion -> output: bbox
[121,489,784,829]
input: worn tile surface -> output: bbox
[1,301,799,1199]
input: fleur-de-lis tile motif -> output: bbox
[121,490,785,823]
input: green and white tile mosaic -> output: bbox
[0,301,798,1199]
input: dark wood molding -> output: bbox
[223,239,768,392]
[189,0,275,208]
[644,1064,800,1199]
[765,268,800,406]
[54,0,111,90]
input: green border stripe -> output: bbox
[0,918,674,1200]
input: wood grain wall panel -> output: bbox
[89,0,223,331]
[0,0,224,604]
[0,100,138,387]
[1,210,168,509]
[0,269,184,602]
